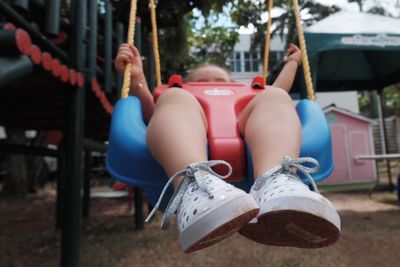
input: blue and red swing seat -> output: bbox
[106,75,333,211]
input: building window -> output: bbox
[229,52,242,72]
[269,51,285,68]
[244,52,261,72]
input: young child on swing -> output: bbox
[115,43,341,253]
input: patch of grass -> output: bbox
[372,193,399,206]
[319,182,375,193]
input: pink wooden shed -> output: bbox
[321,105,376,185]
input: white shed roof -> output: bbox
[306,11,400,35]
[324,105,374,124]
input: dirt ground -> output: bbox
[0,187,399,267]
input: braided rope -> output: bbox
[292,0,315,100]
[121,0,138,99]
[263,0,273,83]
[150,0,162,87]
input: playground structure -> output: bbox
[0,0,161,266]
[0,1,399,266]
[107,81,334,209]
[0,1,240,266]
[106,0,335,211]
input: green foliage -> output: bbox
[196,0,233,16]
[158,17,192,78]
[111,0,344,78]
[153,0,340,73]
[358,91,378,118]
[187,11,239,69]
[348,0,364,12]
[383,85,400,116]
[349,0,398,16]
[367,6,390,16]
[359,86,400,118]
[231,0,340,50]
[111,0,238,77]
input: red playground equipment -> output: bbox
[153,75,266,182]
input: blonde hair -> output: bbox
[186,64,233,82]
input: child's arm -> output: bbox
[115,44,155,123]
[272,44,302,93]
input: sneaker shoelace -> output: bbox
[145,160,232,229]
[253,156,320,193]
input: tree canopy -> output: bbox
[110,0,344,74]
[110,0,400,94]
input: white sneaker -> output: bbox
[239,156,341,248]
[146,161,259,253]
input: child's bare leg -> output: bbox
[238,87,301,178]
[146,88,208,188]
[146,88,259,253]
[238,87,340,248]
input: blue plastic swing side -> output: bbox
[106,96,334,210]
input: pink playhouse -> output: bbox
[322,105,377,185]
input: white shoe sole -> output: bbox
[240,196,341,248]
[181,194,259,253]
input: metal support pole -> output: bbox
[135,17,142,53]
[11,0,29,10]
[104,1,113,94]
[133,17,144,230]
[61,0,87,266]
[115,22,124,93]
[88,0,98,78]
[377,90,395,191]
[134,187,144,230]
[45,0,61,36]
[56,140,65,230]
[0,56,33,87]
[147,34,155,91]
[82,151,91,218]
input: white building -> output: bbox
[229,34,285,83]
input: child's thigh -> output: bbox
[238,87,294,134]
[154,88,208,128]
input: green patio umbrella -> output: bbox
[297,11,399,190]
[299,11,400,93]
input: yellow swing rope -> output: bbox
[121,0,162,99]
[150,0,162,87]
[121,0,138,99]
[262,0,273,83]
[122,0,313,99]
[292,0,315,100]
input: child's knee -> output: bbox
[157,88,197,105]
[155,88,206,123]
[257,87,293,104]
